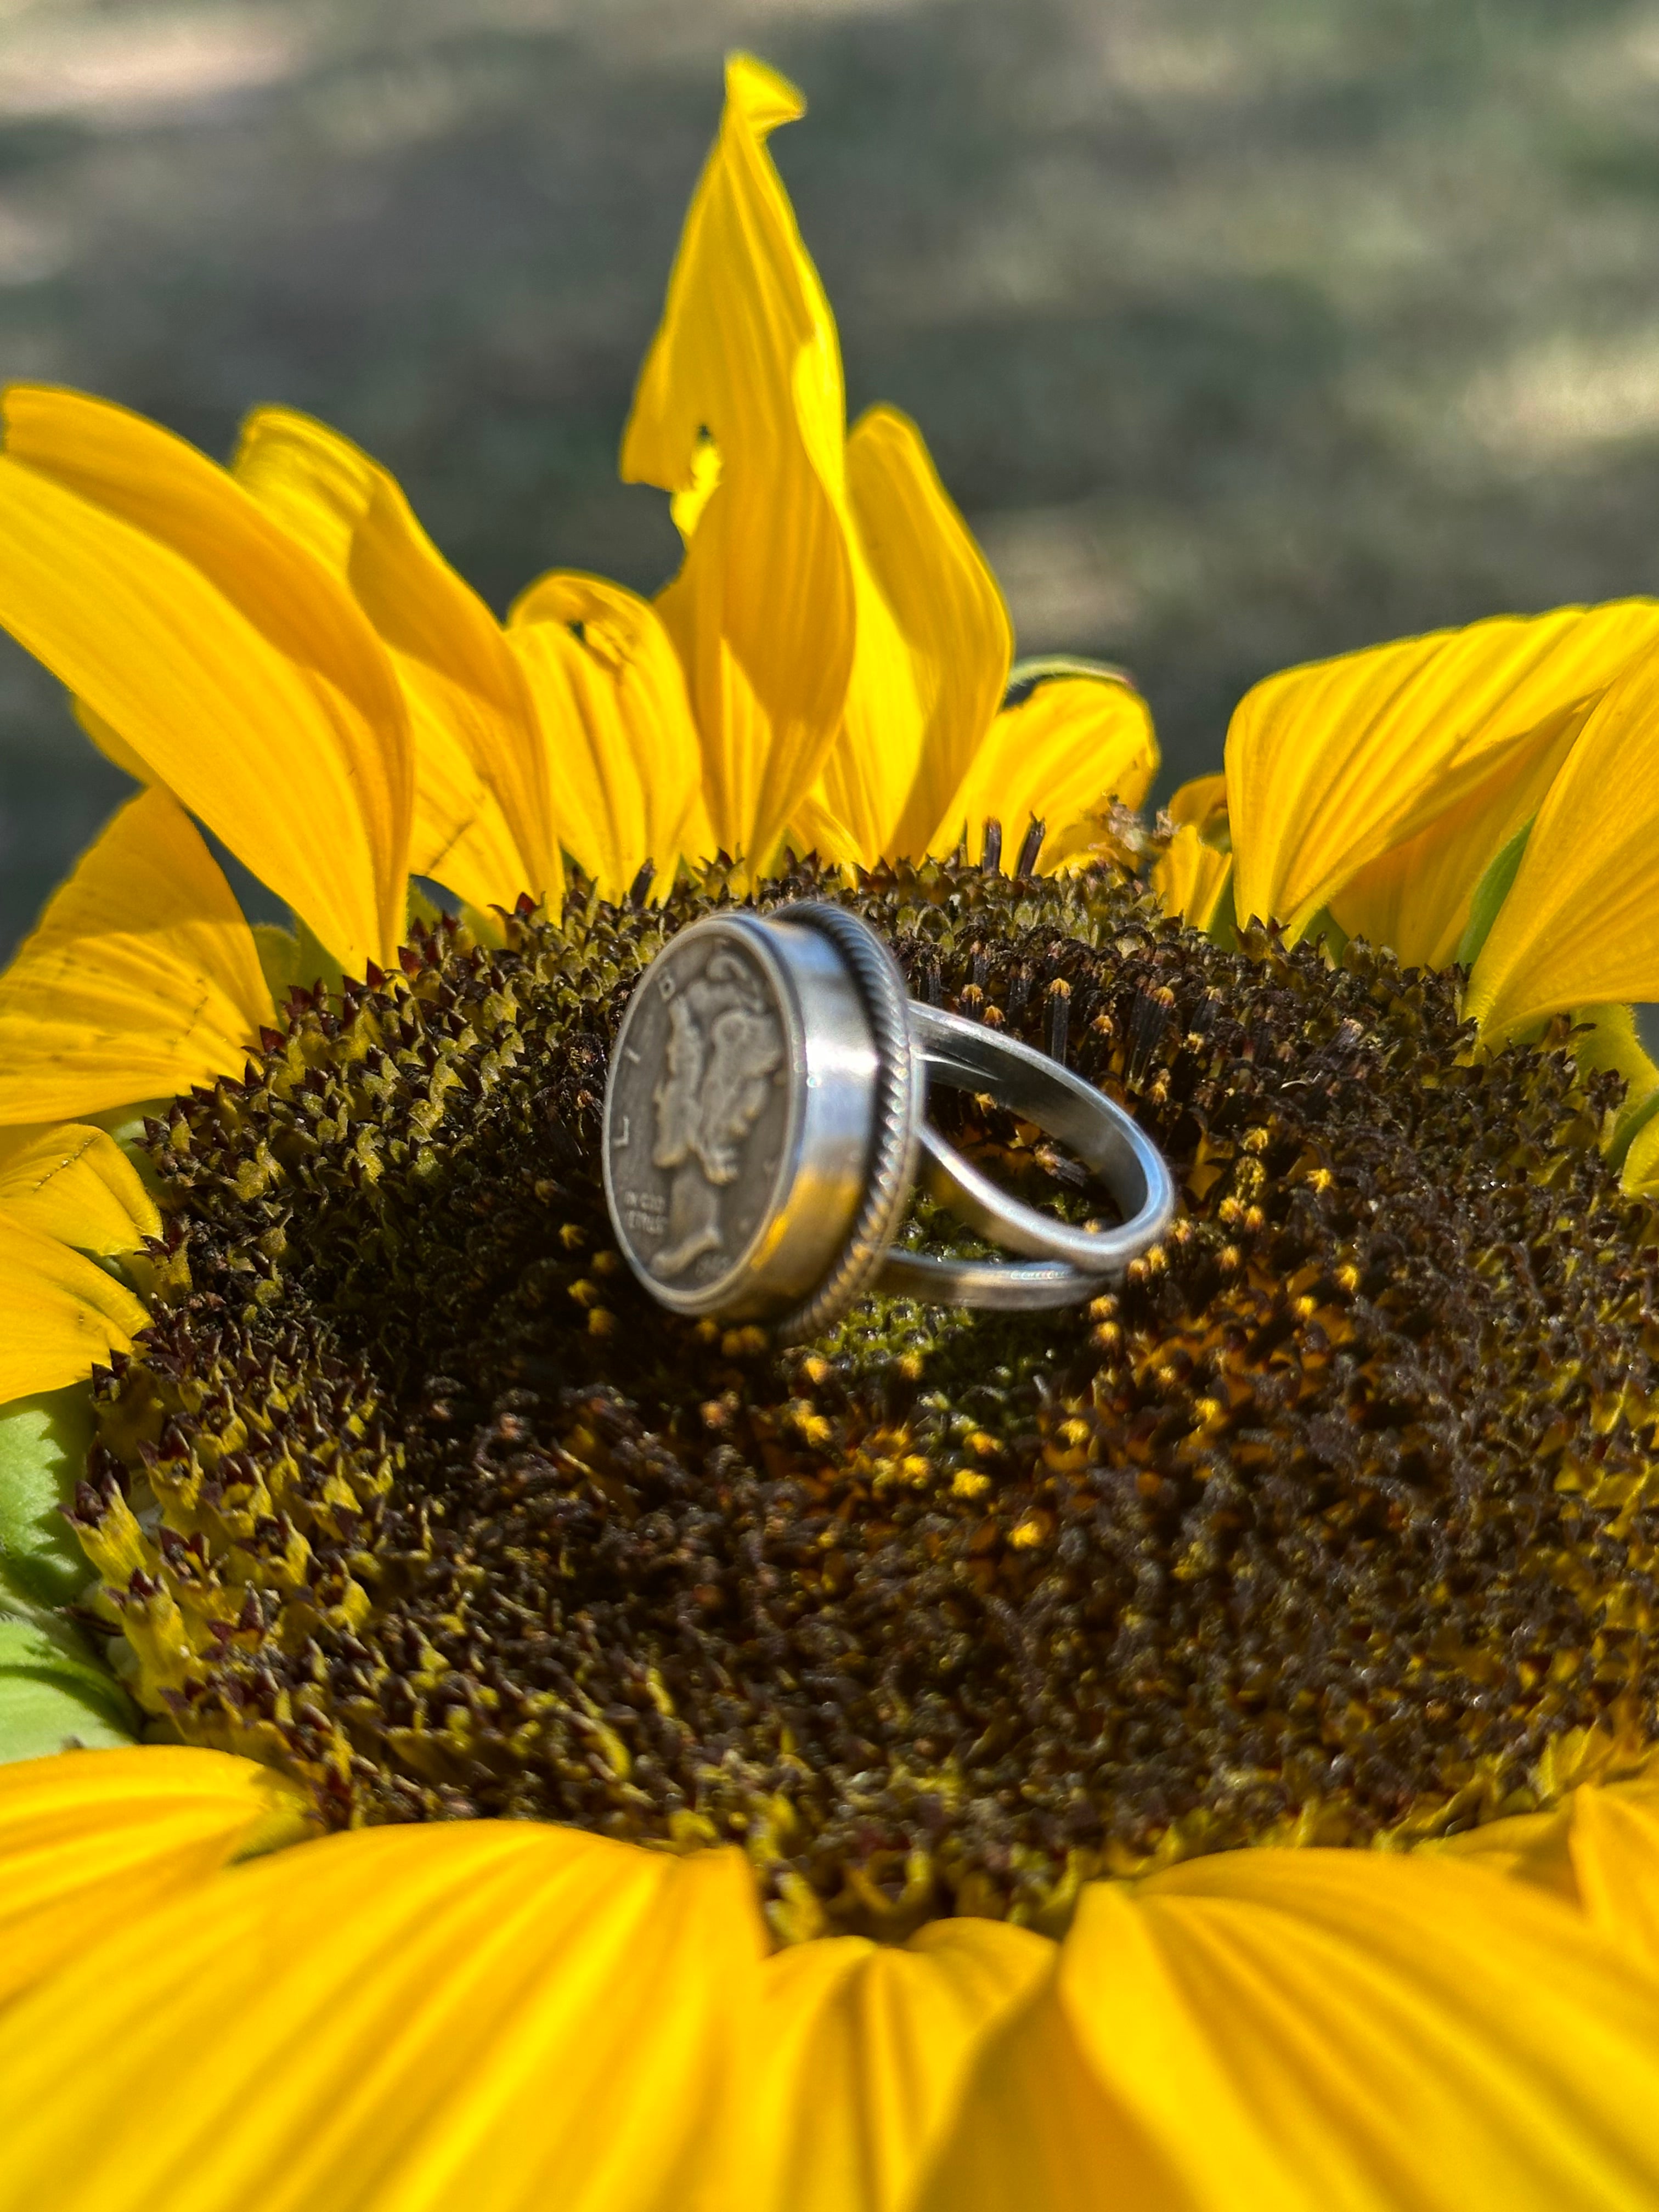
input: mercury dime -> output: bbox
[603,916,801,1316]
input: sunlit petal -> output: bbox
[1466,645,1659,1034]
[234,406,555,911]
[621,55,855,871]
[1329,704,1584,968]
[0,1745,311,2005]
[751,1918,1052,2212]
[1167,773,1228,837]
[0,386,413,970]
[0,1121,156,1254]
[1228,601,1659,940]
[0,1826,761,2212]
[0,786,271,1124]
[936,664,1158,870]
[816,404,1012,864]
[1153,823,1233,933]
[0,1214,148,1398]
[509,569,708,896]
[923,1849,1659,2209]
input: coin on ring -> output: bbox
[601,903,1175,1337]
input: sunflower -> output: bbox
[7,46,1659,2211]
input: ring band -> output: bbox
[601,902,1176,1334]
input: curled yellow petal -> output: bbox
[0,1825,761,2212]
[509,570,708,896]
[0,1122,157,1254]
[0,386,413,972]
[1563,1785,1659,1974]
[1329,702,1584,969]
[1168,772,1228,837]
[925,1848,1659,2210]
[817,403,1012,865]
[1153,823,1233,934]
[622,54,855,871]
[750,1918,1052,2212]
[0,786,273,1123]
[1228,601,1659,941]
[0,1744,312,2008]
[1466,645,1659,1034]
[234,406,554,911]
[0,1214,149,1399]
[936,663,1158,871]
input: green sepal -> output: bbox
[0,1386,138,1761]
[0,1386,97,1611]
[252,921,303,1006]
[293,913,346,999]
[1456,818,1534,972]
[0,1612,136,1762]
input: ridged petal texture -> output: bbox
[509,569,710,897]
[0,1220,146,1403]
[0,387,413,972]
[4,1752,1659,2209]
[0,1816,764,2212]
[815,404,1013,865]
[1153,823,1232,933]
[623,54,854,872]
[1227,601,1659,943]
[920,1847,1659,2211]
[232,407,556,912]
[749,1920,1052,2211]
[1466,644,1659,1032]
[0,785,273,1123]
[0,1746,311,2007]
[0,1120,159,1398]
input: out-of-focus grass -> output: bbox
[1,0,1657,950]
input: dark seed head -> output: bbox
[80,854,1659,1942]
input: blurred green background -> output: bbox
[0,0,1656,951]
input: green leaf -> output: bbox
[1457,817,1535,972]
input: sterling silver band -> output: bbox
[601,902,1176,1335]
[878,1003,1176,1308]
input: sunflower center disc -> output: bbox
[82,860,1659,1942]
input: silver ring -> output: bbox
[601,903,1176,1336]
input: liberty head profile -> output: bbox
[650,951,783,1280]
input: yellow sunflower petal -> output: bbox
[1328,700,1586,969]
[0,1744,311,2007]
[817,403,1012,864]
[0,786,272,1123]
[0,385,413,972]
[751,1917,1052,2212]
[1168,772,1228,837]
[620,54,855,872]
[910,1964,1178,2212]
[1228,601,1659,941]
[1153,823,1233,934]
[0,1122,157,1254]
[936,664,1158,871]
[1564,1787,1659,1973]
[924,1849,1659,2209]
[233,407,554,911]
[1466,645,1659,1034]
[0,1214,149,1397]
[0,1826,761,2212]
[509,570,708,896]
